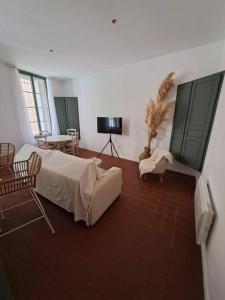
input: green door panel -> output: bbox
[54,97,68,134]
[65,97,80,136]
[180,73,224,171]
[180,139,203,167]
[54,97,80,136]
[170,82,192,160]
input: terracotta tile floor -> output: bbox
[0,149,204,300]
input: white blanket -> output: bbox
[15,144,101,225]
[139,148,173,177]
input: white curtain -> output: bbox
[46,79,59,135]
[10,66,35,144]
[34,77,51,133]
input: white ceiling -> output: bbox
[0,0,225,79]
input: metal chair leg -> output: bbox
[0,202,5,233]
[30,189,55,234]
[141,174,147,181]
[0,203,5,220]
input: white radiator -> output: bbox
[194,175,214,245]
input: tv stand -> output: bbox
[97,133,120,160]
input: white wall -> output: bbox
[76,42,225,300]
[0,37,225,300]
[48,78,78,135]
[77,41,224,162]
[46,79,60,135]
[50,78,78,97]
[61,79,74,97]
[50,79,63,97]
[0,61,23,150]
[201,44,225,300]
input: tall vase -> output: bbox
[139,146,151,161]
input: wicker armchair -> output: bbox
[0,143,15,166]
[0,151,55,237]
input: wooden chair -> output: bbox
[0,143,15,166]
[65,129,79,156]
[0,151,55,237]
[35,131,57,150]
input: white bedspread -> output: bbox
[15,144,100,225]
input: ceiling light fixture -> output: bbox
[112,19,118,24]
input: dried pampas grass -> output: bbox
[145,73,175,149]
[156,72,175,102]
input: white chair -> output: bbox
[65,129,79,156]
[35,131,57,150]
[139,148,173,183]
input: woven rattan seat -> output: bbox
[0,143,15,166]
[0,150,55,237]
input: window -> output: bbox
[19,71,52,136]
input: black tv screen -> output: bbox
[97,117,122,135]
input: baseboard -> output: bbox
[201,243,210,300]
[167,160,199,177]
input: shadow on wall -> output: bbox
[111,118,129,159]
[153,107,175,150]
[154,128,167,149]
[122,118,129,136]
[175,72,190,85]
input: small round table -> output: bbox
[40,135,73,150]
[46,135,72,143]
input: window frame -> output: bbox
[19,70,52,136]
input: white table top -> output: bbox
[41,135,73,143]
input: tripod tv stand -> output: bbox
[97,133,120,160]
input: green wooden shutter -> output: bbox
[180,73,224,171]
[54,97,80,136]
[54,97,67,134]
[65,97,80,135]
[170,82,192,160]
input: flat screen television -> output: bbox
[97,117,122,135]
